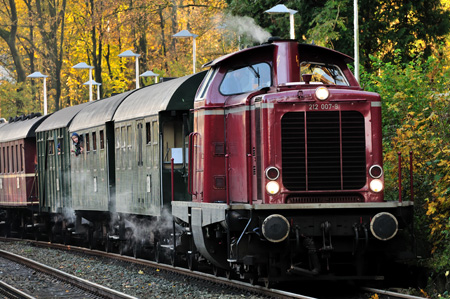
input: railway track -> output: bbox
[361,287,428,299]
[0,238,428,299]
[0,247,137,299]
[0,237,317,299]
[0,280,35,299]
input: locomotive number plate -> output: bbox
[308,103,339,110]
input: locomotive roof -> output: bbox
[113,71,207,122]
[202,41,354,67]
[36,102,92,132]
[0,115,47,142]
[69,90,134,132]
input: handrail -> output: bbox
[226,154,230,205]
[398,152,402,203]
[171,158,174,202]
[410,151,414,202]
[188,132,198,196]
[247,154,252,204]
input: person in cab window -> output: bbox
[71,133,84,156]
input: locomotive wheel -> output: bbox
[187,253,197,271]
[88,229,96,250]
[170,250,176,266]
[154,241,161,263]
[119,241,125,255]
[132,240,141,259]
[48,230,54,243]
[249,275,258,286]
[225,270,232,280]
[33,229,39,241]
[105,233,112,253]
[247,266,258,285]
[212,265,223,277]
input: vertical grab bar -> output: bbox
[398,152,402,203]
[188,132,198,196]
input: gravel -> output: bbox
[0,241,263,299]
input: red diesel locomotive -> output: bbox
[172,38,414,284]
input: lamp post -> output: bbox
[140,70,160,85]
[27,71,49,115]
[354,0,360,83]
[83,80,102,100]
[173,30,198,74]
[265,4,298,40]
[118,50,141,89]
[73,62,94,102]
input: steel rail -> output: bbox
[361,287,427,299]
[0,249,137,299]
[0,280,35,299]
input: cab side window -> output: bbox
[220,62,271,95]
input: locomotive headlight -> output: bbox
[315,86,330,100]
[266,181,280,195]
[369,179,384,193]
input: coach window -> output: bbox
[57,137,63,155]
[127,125,132,168]
[137,123,143,166]
[48,140,55,155]
[15,145,19,172]
[6,146,9,173]
[116,128,121,168]
[219,62,271,95]
[121,126,126,169]
[20,145,24,171]
[92,131,97,151]
[146,122,151,144]
[99,130,105,150]
[84,133,89,153]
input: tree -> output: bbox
[225,0,450,68]
[0,0,27,83]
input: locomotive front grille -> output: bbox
[281,111,366,191]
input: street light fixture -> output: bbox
[73,62,95,102]
[27,71,49,115]
[265,4,298,40]
[173,30,198,74]
[118,50,141,89]
[140,70,160,85]
[83,80,102,100]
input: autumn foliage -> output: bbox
[362,48,450,275]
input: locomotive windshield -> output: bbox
[219,62,271,95]
[300,62,348,86]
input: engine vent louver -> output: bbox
[281,111,366,191]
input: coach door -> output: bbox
[161,111,190,207]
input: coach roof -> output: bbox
[69,90,134,132]
[0,115,47,142]
[36,102,92,132]
[113,71,206,122]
